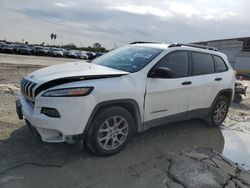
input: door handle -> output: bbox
[181,81,192,85]
[215,78,222,81]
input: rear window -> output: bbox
[213,55,228,72]
[191,52,215,76]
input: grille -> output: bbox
[20,78,37,101]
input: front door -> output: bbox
[144,51,193,124]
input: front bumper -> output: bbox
[16,93,94,143]
[16,99,23,119]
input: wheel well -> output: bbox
[209,89,233,111]
[85,100,142,134]
[219,90,233,102]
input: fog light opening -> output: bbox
[41,107,60,118]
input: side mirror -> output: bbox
[148,67,175,79]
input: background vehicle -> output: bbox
[1,44,13,53]
[48,48,63,57]
[16,43,235,156]
[86,51,95,60]
[76,51,89,59]
[12,44,20,53]
[95,52,104,58]
[0,42,6,52]
[233,81,248,103]
[63,50,78,58]
[32,46,43,55]
[33,46,49,56]
[16,45,32,55]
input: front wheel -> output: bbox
[204,95,230,126]
[86,106,135,156]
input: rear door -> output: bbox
[189,52,218,112]
[144,51,194,122]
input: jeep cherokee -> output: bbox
[16,42,235,155]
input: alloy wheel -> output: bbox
[213,100,227,124]
[97,116,129,150]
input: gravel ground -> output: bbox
[0,54,249,188]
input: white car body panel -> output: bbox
[144,76,194,121]
[27,62,128,83]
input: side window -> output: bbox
[213,55,228,72]
[191,52,215,76]
[155,51,189,78]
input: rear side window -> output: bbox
[191,52,215,76]
[213,55,228,72]
[155,51,189,78]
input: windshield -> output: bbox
[92,46,163,73]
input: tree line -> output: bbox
[59,42,107,52]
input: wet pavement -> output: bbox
[222,125,250,170]
[0,119,250,187]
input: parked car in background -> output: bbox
[41,47,50,56]
[61,49,68,56]
[0,42,6,52]
[95,52,104,58]
[0,44,14,54]
[86,51,95,60]
[12,44,20,53]
[32,46,43,55]
[33,46,49,56]
[48,48,63,57]
[16,45,32,55]
[0,42,5,52]
[63,50,78,58]
[76,51,89,59]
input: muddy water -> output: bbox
[130,121,250,171]
[222,124,250,170]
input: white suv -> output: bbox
[16,43,235,155]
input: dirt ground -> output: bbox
[0,54,250,188]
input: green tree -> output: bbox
[93,42,101,48]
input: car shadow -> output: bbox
[0,119,225,174]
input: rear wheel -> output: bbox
[204,95,230,126]
[87,106,134,156]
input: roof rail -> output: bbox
[168,43,218,51]
[130,41,158,44]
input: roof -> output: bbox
[129,42,222,55]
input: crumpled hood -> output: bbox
[26,61,129,83]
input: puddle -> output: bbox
[222,125,250,170]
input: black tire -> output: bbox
[204,95,230,126]
[86,106,135,156]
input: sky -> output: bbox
[0,0,250,49]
